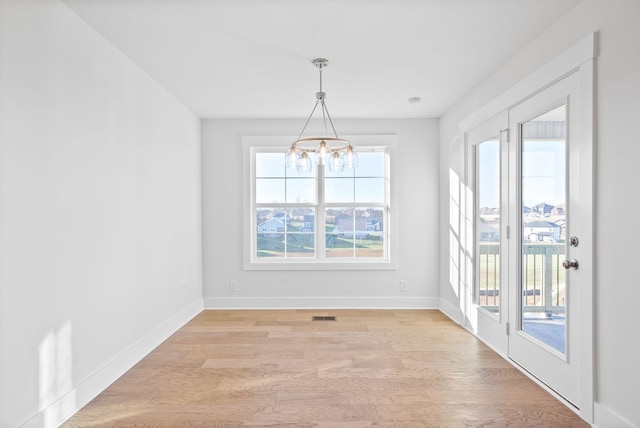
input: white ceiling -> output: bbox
[62,0,581,119]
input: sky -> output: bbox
[478,139,566,209]
[255,151,387,204]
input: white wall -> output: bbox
[202,119,438,309]
[0,1,203,427]
[439,0,640,426]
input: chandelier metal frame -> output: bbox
[286,58,358,172]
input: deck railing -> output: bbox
[478,243,566,316]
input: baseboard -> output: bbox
[593,402,638,428]
[438,298,464,325]
[20,298,204,428]
[204,296,439,309]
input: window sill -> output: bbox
[243,260,397,271]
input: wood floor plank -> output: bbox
[63,310,588,427]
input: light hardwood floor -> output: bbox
[63,310,588,427]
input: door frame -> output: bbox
[460,33,595,423]
[465,111,509,355]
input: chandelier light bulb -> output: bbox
[344,145,359,169]
[329,151,344,172]
[286,145,298,169]
[296,151,312,173]
[317,140,328,161]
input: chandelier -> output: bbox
[286,58,358,173]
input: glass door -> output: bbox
[508,71,582,406]
[467,112,508,354]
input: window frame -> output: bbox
[243,135,398,271]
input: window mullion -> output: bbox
[284,172,288,257]
[317,165,326,259]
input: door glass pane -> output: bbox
[476,138,500,315]
[520,104,567,354]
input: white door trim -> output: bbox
[461,33,596,132]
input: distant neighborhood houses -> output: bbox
[530,202,566,217]
[479,202,566,243]
[333,216,382,238]
[257,218,285,234]
[257,213,383,239]
[479,222,500,242]
[524,221,561,242]
[300,215,315,232]
[479,206,499,216]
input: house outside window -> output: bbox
[244,135,396,270]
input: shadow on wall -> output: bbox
[449,164,475,331]
[449,167,461,303]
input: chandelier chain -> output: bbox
[322,99,329,137]
[323,101,339,139]
[297,101,319,141]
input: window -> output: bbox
[244,136,394,270]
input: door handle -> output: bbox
[562,259,579,270]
